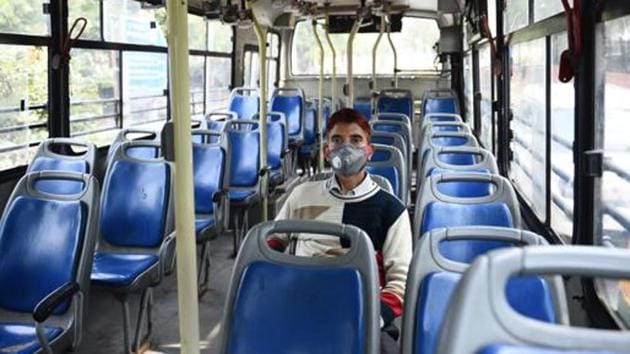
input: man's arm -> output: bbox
[380,210,413,325]
[267,191,293,251]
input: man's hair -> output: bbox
[325,108,371,139]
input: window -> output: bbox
[103,0,167,46]
[122,52,168,129]
[206,57,232,113]
[243,49,259,89]
[550,32,574,242]
[486,0,497,35]
[189,15,207,51]
[534,0,565,22]
[464,52,474,129]
[0,0,50,36]
[291,17,440,75]
[69,0,101,40]
[208,21,232,53]
[190,55,205,118]
[594,15,630,328]
[69,49,121,146]
[479,42,493,150]
[0,45,48,170]
[504,1,529,33]
[509,38,547,220]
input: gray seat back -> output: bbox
[367,144,408,205]
[437,246,630,354]
[418,146,498,186]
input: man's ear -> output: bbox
[323,142,331,160]
[366,143,375,160]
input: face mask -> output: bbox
[328,144,369,177]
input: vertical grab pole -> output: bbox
[346,17,362,107]
[166,0,200,353]
[386,15,398,88]
[312,20,325,172]
[324,8,337,110]
[247,0,269,221]
[371,16,385,113]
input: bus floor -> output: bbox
[78,232,236,353]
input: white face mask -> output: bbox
[328,143,369,177]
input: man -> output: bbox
[269,108,412,353]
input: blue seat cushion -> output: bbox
[272,96,303,136]
[229,190,257,203]
[421,202,513,235]
[228,131,260,187]
[303,108,317,145]
[377,97,413,119]
[438,152,477,165]
[366,166,400,197]
[427,167,490,177]
[0,197,85,314]
[267,123,284,169]
[415,273,556,354]
[28,157,89,195]
[424,98,458,114]
[193,145,225,214]
[353,99,372,120]
[436,180,493,198]
[230,95,259,120]
[227,261,365,354]
[269,169,284,186]
[195,215,216,235]
[429,115,459,123]
[0,323,63,354]
[91,253,159,287]
[478,345,620,354]
[431,125,461,132]
[431,136,469,147]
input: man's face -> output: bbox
[323,122,374,161]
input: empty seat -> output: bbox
[417,121,471,147]
[414,173,521,256]
[91,141,175,353]
[271,88,305,146]
[228,87,260,120]
[219,220,380,354]
[205,111,237,132]
[418,146,498,188]
[366,144,408,205]
[376,89,414,122]
[27,138,96,194]
[402,227,568,354]
[418,131,479,170]
[0,171,98,354]
[298,100,319,175]
[224,120,264,255]
[160,119,205,161]
[437,246,630,354]
[374,112,412,129]
[106,128,160,165]
[371,131,408,167]
[421,113,463,126]
[423,97,460,115]
[353,96,372,120]
[253,112,289,188]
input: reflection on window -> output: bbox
[104,0,167,46]
[509,38,547,220]
[292,17,440,75]
[190,56,205,119]
[595,15,630,329]
[122,52,168,130]
[70,49,121,146]
[504,1,529,33]
[69,0,101,40]
[0,0,50,36]
[189,15,207,51]
[479,43,493,150]
[0,45,48,170]
[206,57,231,112]
[208,21,232,53]
[534,0,565,22]
[464,52,474,129]
[550,32,574,242]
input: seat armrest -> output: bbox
[33,282,80,323]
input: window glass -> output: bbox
[550,32,574,242]
[104,0,167,46]
[69,0,101,40]
[190,55,205,119]
[206,56,232,112]
[534,0,565,22]
[189,15,206,51]
[122,52,168,130]
[267,59,278,100]
[0,0,50,36]
[69,49,120,146]
[509,38,547,220]
[464,52,474,129]
[595,15,630,329]
[208,21,232,53]
[243,50,259,88]
[479,42,493,150]
[0,45,48,170]
[292,17,440,75]
[487,0,497,35]
[504,1,529,33]
[268,32,280,58]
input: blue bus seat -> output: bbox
[228,87,260,120]
[376,89,414,121]
[353,97,372,120]
[253,112,289,189]
[437,246,630,354]
[417,120,470,147]
[366,144,408,205]
[271,88,305,146]
[418,146,498,188]
[205,111,237,132]
[401,227,567,354]
[219,220,380,354]
[91,141,174,353]
[423,97,459,115]
[418,132,479,171]
[0,172,99,354]
[106,128,160,167]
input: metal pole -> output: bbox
[386,17,398,88]
[166,0,200,353]
[324,9,337,110]
[312,20,325,172]
[371,16,385,112]
[346,18,362,107]
[247,0,269,221]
